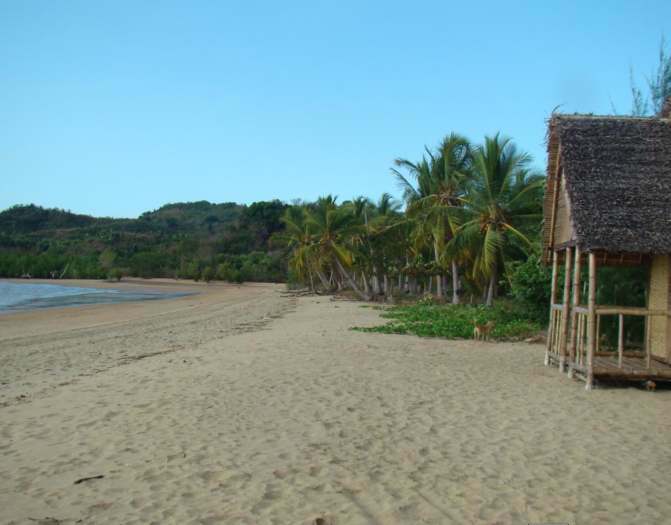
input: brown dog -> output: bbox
[645,380,657,392]
[473,320,495,341]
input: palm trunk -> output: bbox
[362,271,370,295]
[334,257,370,301]
[433,240,443,298]
[451,261,460,305]
[371,268,380,295]
[383,274,389,294]
[308,269,315,292]
[316,270,330,290]
[485,265,497,306]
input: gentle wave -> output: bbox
[0,281,191,313]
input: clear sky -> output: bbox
[2,1,670,218]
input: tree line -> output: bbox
[280,133,545,307]
[0,201,288,283]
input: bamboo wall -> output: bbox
[553,174,575,246]
[649,255,670,359]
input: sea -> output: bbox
[0,281,191,313]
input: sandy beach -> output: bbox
[1,281,670,524]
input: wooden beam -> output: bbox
[646,315,652,369]
[559,247,573,371]
[568,247,581,377]
[596,351,644,358]
[618,314,624,368]
[586,253,597,390]
[547,147,562,253]
[545,251,559,366]
[595,307,667,316]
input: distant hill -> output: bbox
[0,201,288,282]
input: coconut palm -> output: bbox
[451,134,544,306]
[368,193,402,296]
[392,133,471,302]
[279,205,321,291]
[306,196,370,300]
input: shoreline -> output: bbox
[0,278,199,316]
[0,279,276,341]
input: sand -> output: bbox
[1,280,670,524]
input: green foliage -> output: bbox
[99,249,117,271]
[508,253,551,322]
[629,35,671,116]
[108,267,123,281]
[0,202,289,282]
[353,301,540,340]
[596,266,648,348]
[201,266,215,283]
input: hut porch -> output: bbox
[545,247,671,388]
[542,109,671,389]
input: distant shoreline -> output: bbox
[0,278,198,315]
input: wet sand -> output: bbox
[1,281,670,524]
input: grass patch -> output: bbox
[353,299,541,341]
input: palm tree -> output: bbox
[307,196,370,301]
[451,134,544,306]
[279,206,321,291]
[368,193,402,297]
[392,133,471,302]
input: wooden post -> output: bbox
[586,253,597,390]
[545,251,559,366]
[578,314,585,366]
[559,247,573,371]
[617,314,624,368]
[646,315,652,369]
[568,247,581,378]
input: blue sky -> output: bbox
[2,1,670,217]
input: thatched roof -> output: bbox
[543,113,671,260]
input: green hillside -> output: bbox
[0,201,288,282]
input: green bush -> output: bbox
[353,302,540,341]
[508,253,551,323]
[108,268,123,281]
[202,266,215,282]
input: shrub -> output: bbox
[202,266,215,282]
[353,302,540,341]
[108,268,123,281]
[508,253,551,323]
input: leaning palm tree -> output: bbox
[306,196,370,300]
[450,134,544,306]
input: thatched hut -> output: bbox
[543,99,671,389]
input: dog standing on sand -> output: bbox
[473,320,495,341]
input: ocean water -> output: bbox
[0,281,191,313]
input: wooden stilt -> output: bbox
[545,251,559,366]
[586,253,597,390]
[579,314,585,366]
[568,247,581,378]
[559,247,573,372]
[617,314,624,368]
[646,315,652,369]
